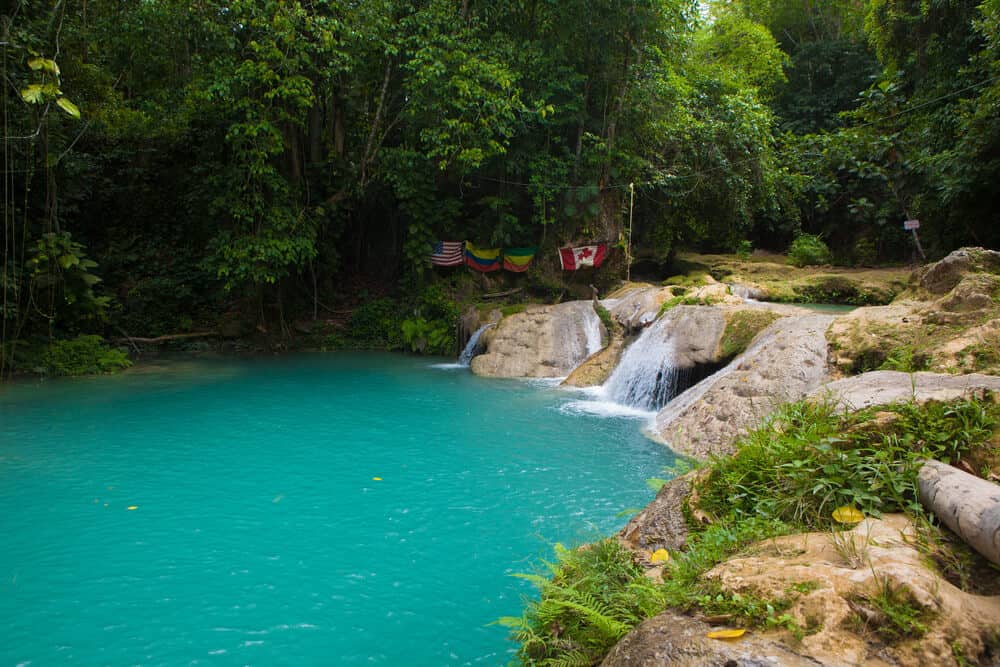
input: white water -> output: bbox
[458,323,495,366]
[583,308,603,356]
[602,317,685,410]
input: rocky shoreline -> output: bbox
[474,248,1000,666]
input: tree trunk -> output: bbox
[917,459,1000,566]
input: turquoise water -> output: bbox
[0,353,670,665]
[796,302,858,314]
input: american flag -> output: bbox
[429,240,465,266]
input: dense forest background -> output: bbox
[2,0,1000,373]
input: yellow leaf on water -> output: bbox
[127,506,138,511]
[372,477,382,481]
[707,628,746,640]
[832,506,864,524]
[649,548,670,564]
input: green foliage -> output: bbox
[719,310,779,359]
[39,335,131,376]
[501,540,666,667]
[787,234,832,267]
[736,240,753,260]
[849,577,934,642]
[347,298,403,350]
[696,397,998,528]
[878,346,931,373]
[400,317,453,355]
[26,233,112,330]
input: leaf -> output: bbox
[56,97,81,119]
[832,506,865,524]
[706,628,746,640]
[21,84,44,104]
[28,57,60,75]
[649,548,670,564]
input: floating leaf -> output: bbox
[649,548,670,564]
[127,505,138,511]
[21,84,44,104]
[832,506,865,524]
[707,628,746,640]
[372,477,382,481]
[56,97,81,119]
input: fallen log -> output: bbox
[481,287,522,299]
[115,331,220,344]
[917,459,1000,566]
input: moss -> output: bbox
[720,310,780,359]
[500,303,527,317]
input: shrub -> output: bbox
[500,540,666,666]
[787,234,832,267]
[347,298,403,349]
[40,335,132,376]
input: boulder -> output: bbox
[470,300,604,378]
[603,285,675,331]
[619,472,698,555]
[702,516,1000,666]
[813,370,1000,410]
[562,330,626,388]
[918,247,1000,295]
[601,611,818,667]
[653,314,834,460]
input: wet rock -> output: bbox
[562,331,626,388]
[470,301,603,378]
[653,314,834,460]
[600,611,820,667]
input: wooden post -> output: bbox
[627,182,634,282]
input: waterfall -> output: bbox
[583,308,603,357]
[458,323,495,366]
[603,317,688,410]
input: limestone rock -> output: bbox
[918,247,1000,294]
[813,370,1000,410]
[703,516,1000,666]
[600,611,819,667]
[603,285,675,331]
[470,300,603,378]
[562,331,625,388]
[619,472,697,555]
[653,314,834,460]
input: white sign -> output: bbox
[904,219,920,230]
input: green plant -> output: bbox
[719,310,780,359]
[695,396,999,528]
[736,239,753,260]
[878,346,931,372]
[500,540,666,666]
[787,234,832,267]
[39,335,131,376]
[849,577,934,642]
[830,526,872,569]
[400,316,453,355]
[594,303,614,336]
[347,298,403,349]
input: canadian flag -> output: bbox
[559,244,608,270]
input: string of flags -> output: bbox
[429,241,608,272]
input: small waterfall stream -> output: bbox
[603,317,685,410]
[458,323,495,366]
[583,309,603,357]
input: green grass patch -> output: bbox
[849,577,935,643]
[696,398,997,528]
[719,310,780,359]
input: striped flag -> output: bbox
[464,242,502,272]
[429,241,465,266]
[559,244,608,270]
[502,247,537,273]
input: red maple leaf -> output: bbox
[578,247,593,258]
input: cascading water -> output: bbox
[602,316,685,410]
[458,323,495,366]
[583,308,603,357]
